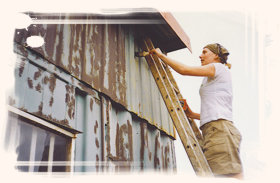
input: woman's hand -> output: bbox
[150,48,163,57]
[184,101,200,120]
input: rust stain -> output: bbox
[149,152,152,161]
[16,23,128,107]
[55,25,64,67]
[34,112,70,127]
[90,98,93,111]
[154,132,160,169]
[38,101,43,115]
[116,25,126,104]
[65,93,70,103]
[44,24,57,61]
[105,100,111,158]
[49,96,54,107]
[115,123,120,160]
[164,145,170,170]
[161,146,164,169]
[95,138,100,148]
[140,122,144,169]
[140,122,151,169]
[34,102,70,128]
[68,96,75,119]
[94,120,98,134]
[27,77,33,89]
[96,154,99,172]
[65,85,75,120]
[35,83,42,93]
[127,120,133,161]
[68,25,74,74]
[34,69,42,80]
[15,42,28,58]
[43,75,49,85]
[68,24,85,78]
[77,82,97,96]
[119,123,127,161]
[27,24,47,37]
[18,58,26,77]
[49,74,56,93]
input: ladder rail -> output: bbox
[141,38,212,176]
[164,64,204,147]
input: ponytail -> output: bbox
[225,63,231,69]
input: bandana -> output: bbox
[204,43,229,63]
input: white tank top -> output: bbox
[199,63,233,127]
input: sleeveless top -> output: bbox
[199,63,233,127]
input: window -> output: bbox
[5,106,75,172]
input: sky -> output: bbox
[1,0,280,182]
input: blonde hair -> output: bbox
[225,63,232,69]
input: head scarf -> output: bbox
[204,43,229,64]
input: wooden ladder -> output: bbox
[141,38,212,176]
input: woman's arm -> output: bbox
[184,100,200,120]
[187,112,200,120]
[150,48,215,78]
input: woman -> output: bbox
[151,43,243,179]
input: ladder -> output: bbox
[141,38,212,176]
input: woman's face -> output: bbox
[199,48,219,66]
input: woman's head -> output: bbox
[199,43,230,67]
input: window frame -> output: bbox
[6,105,76,173]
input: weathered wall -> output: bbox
[10,45,176,171]
[10,21,177,171]
[14,22,175,137]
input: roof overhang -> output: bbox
[25,8,192,53]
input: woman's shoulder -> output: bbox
[212,63,229,77]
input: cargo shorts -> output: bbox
[200,119,243,175]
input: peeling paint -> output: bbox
[94,120,98,134]
[11,13,178,172]
[34,69,42,80]
[154,132,160,168]
[90,98,93,111]
[95,138,100,148]
[35,83,42,93]
[27,77,33,89]
[49,96,54,107]
[48,74,56,93]
[18,58,26,77]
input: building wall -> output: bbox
[14,23,175,138]
[7,22,177,172]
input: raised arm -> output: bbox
[150,48,215,78]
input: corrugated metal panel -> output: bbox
[14,23,127,107]
[11,47,177,171]
[73,93,176,171]
[9,50,77,131]
[124,27,175,137]
[14,22,175,138]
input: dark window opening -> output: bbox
[5,111,72,172]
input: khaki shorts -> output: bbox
[200,119,243,175]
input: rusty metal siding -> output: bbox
[70,88,176,171]
[11,44,177,171]
[10,48,76,129]
[124,27,175,137]
[14,22,175,138]
[14,23,127,107]
[74,92,103,172]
